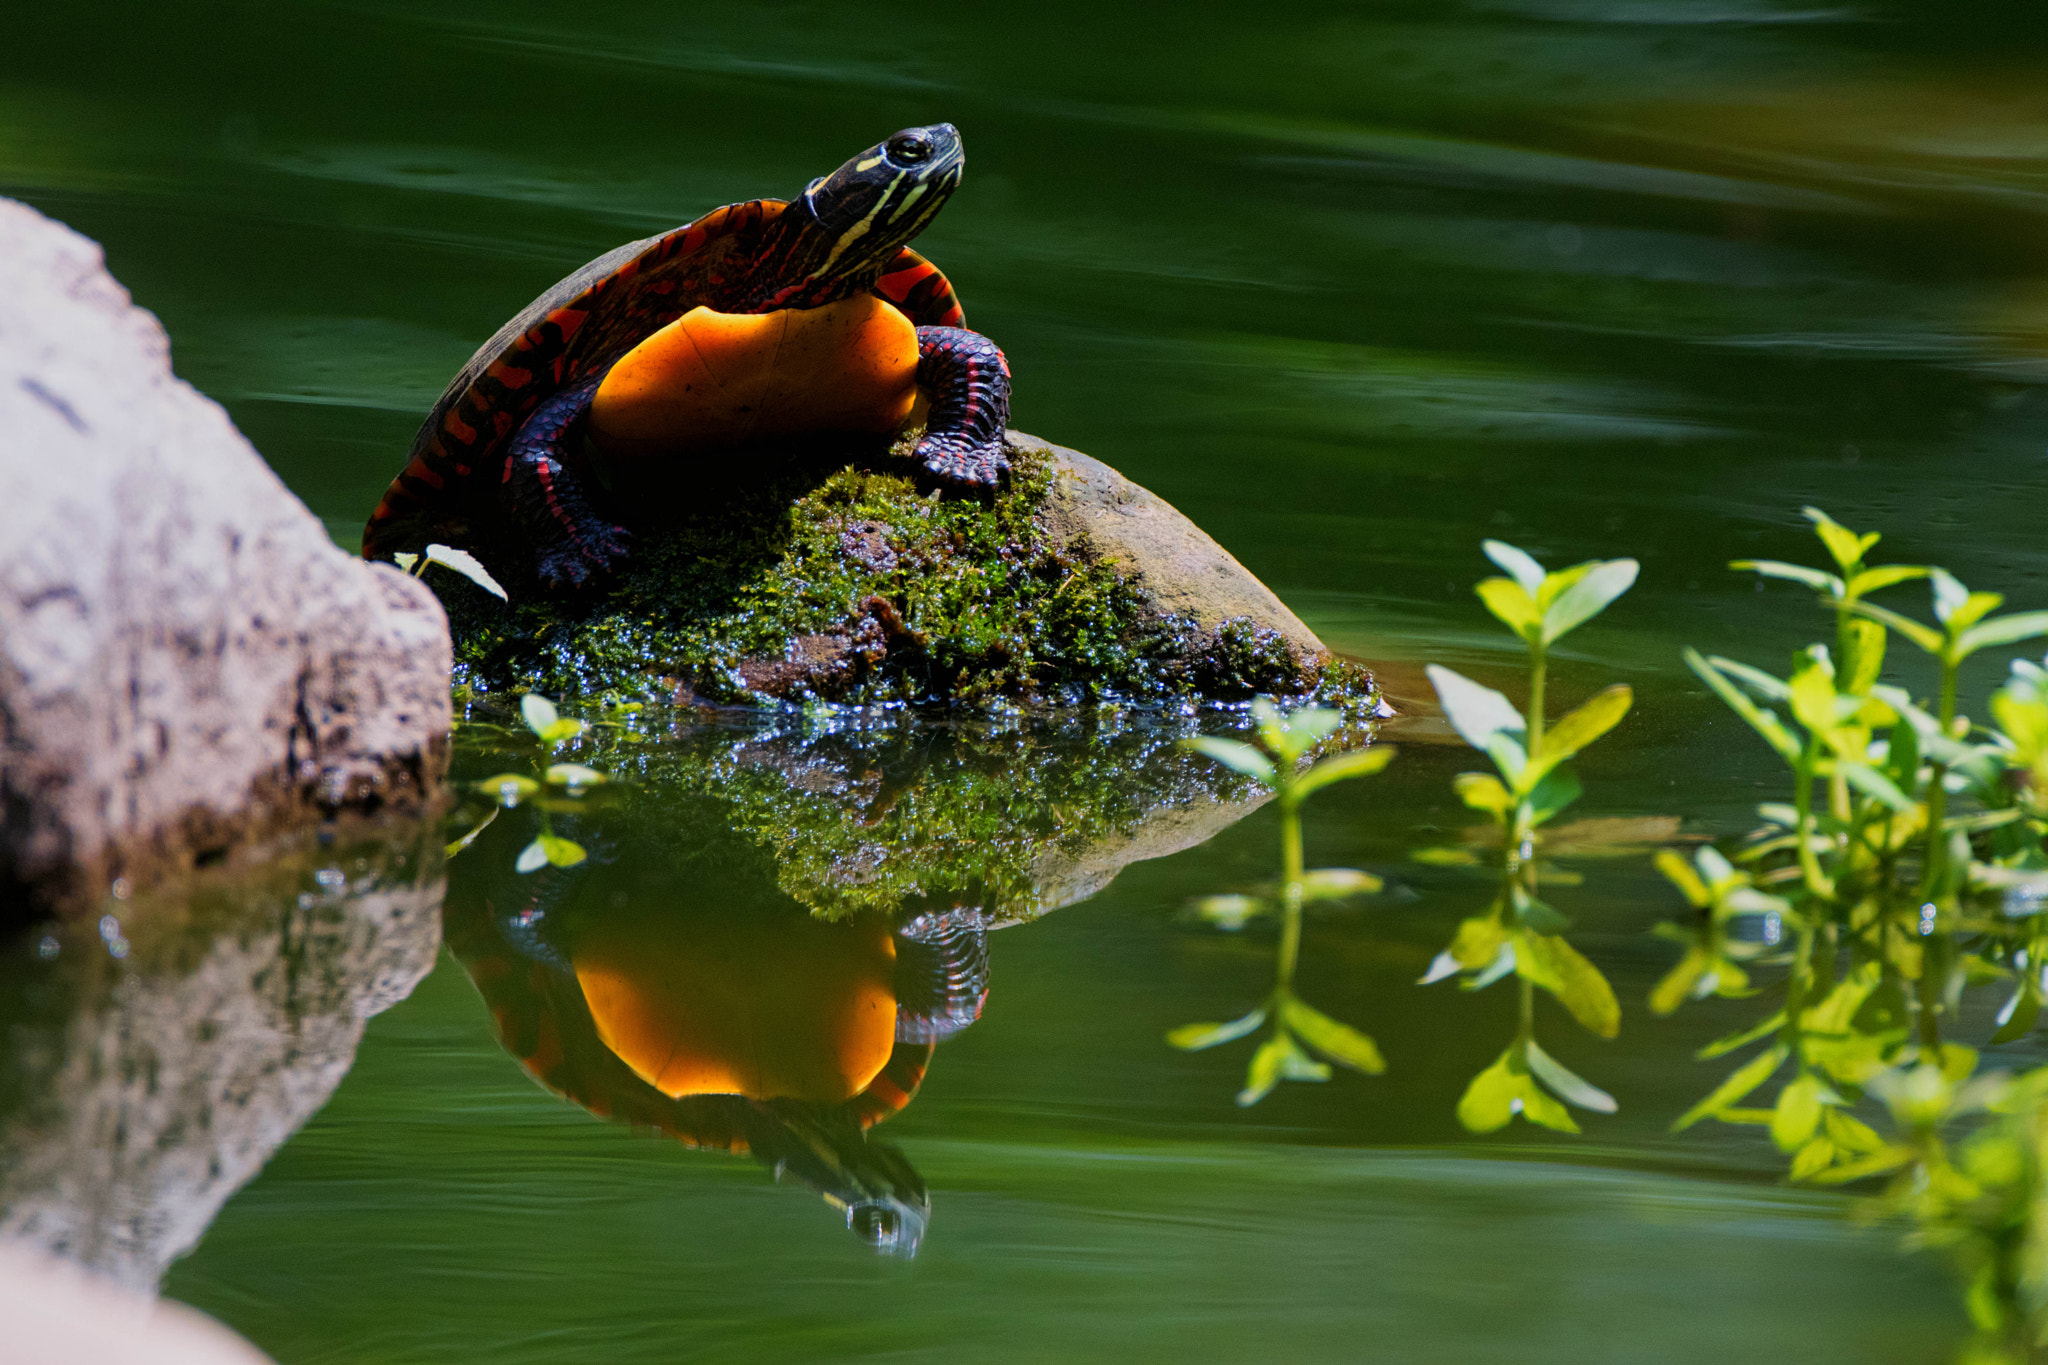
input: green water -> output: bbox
[12,0,2048,1357]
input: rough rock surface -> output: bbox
[1023,433,1327,663]
[0,831,443,1293]
[0,198,452,916]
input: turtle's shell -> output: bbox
[362,198,966,560]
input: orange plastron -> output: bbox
[588,294,921,461]
[572,910,899,1105]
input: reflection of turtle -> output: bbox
[445,867,989,1255]
[362,123,1011,589]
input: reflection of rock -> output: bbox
[0,199,451,920]
[0,825,444,1292]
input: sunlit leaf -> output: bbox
[1237,1034,1289,1106]
[1672,1043,1790,1132]
[1476,577,1542,642]
[1411,846,1482,868]
[444,806,499,858]
[1191,894,1265,930]
[1990,981,2043,1046]
[1540,559,1638,646]
[1788,1136,1837,1182]
[1297,868,1383,901]
[1649,944,1711,1017]
[1841,617,1888,696]
[1276,1035,1332,1082]
[1805,1147,1912,1185]
[1655,849,1710,907]
[477,772,541,806]
[1730,559,1839,594]
[1684,649,1801,764]
[1847,564,1927,598]
[1822,1108,1886,1155]
[1524,1037,1617,1113]
[1837,762,1916,814]
[1466,941,1519,990]
[1457,1051,1520,1133]
[1483,540,1546,595]
[1452,915,1507,970]
[1960,611,2048,656]
[544,763,606,789]
[1849,600,1944,656]
[1697,1011,1786,1060]
[1293,744,1396,798]
[1167,1009,1268,1052]
[1805,509,1870,576]
[514,838,550,874]
[1452,772,1513,817]
[423,542,509,601]
[1515,931,1620,1037]
[1425,665,1525,754]
[1535,684,1632,772]
[1524,764,1583,827]
[540,834,586,868]
[520,693,561,737]
[1770,1073,1824,1152]
[1182,737,1276,784]
[1281,997,1387,1074]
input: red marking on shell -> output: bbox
[548,307,588,340]
[446,411,477,444]
[491,363,533,390]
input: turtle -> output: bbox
[362,123,1011,590]
[443,858,992,1256]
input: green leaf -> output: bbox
[521,693,561,737]
[1449,915,1507,970]
[444,806,499,858]
[1167,1009,1267,1051]
[1684,649,1801,764]
[1697,1010,1786,1060]
[1648,944,1712,1017]
[1770,1073,1824,1151]
[1730,559,1840,594]
[1410,846,1482,867]
[514,838,550,874]
[1524,1037,1617,1113]
[1281,997,1387,1074]
[1483,540,1546,595]
[1847,564,1927,597]
[539,834,586,868]
[477,772,541,805]
[1276,1035,1332,1082]
[1457,1050,1520,1133]
[1237,1034,1289,1106]
[1541,559,1639,645]
[1805,1146,1913,1185]
[1672,1043,1790,1132]
[1848,600,1944,656]
[1654,849,1710,907]
[1182,737,1276,784]
[1959,611,2048,656]
[1191,894,1265,930]
[1452,772,1513,817]
[1516,931,1620,1037]
[1293,744,1396,798]
[1841,617,1888,696]
[1476,577,1543,642]
[1805,509,1870,576]
[1788,1136,1837,1182]
[544,763,606,789]
[1524,763,1583,826]
[1990,981,2042,1046]
[1535,684,1632,772]
[1297,868,1383,901]
[1837,762,1917,814]
[422,543,509,601]
[538,718,585,745]
[1425,665,1526,754]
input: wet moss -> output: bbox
[433,437,1374,712]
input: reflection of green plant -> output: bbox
[450,693,611,872]
[1172,700,1395,1105]
[1422,542,1635,1133]
[1655,508,2048,1362]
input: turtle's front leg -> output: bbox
[912,326,1011,492]
[504,371,632,589]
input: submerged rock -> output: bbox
[431,430,1370,710]
[0,199,452,919]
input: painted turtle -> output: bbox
[445,864,991,1256]
[362,123,1010,589]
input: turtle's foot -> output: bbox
[915,431,1010,494]
[913,325,1011,497]
[535,523,631,591]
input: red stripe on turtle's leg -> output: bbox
[502,370,631,588]
[910,325,1011,494]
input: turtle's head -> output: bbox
[770,125,964,304]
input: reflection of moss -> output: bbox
[435,438,1372,710]
[452,706,1377,921]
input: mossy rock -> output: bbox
[430,430,1372,711]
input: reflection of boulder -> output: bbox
[0,826,444,1292]
[0,199,450,920]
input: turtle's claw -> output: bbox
[537,524,631,591]
[915,435,1010,494]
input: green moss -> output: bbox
[435,438,1374,712]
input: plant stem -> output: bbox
[1528,640,1548,758]
[1278,788,1304,992]
[1919,656,1961,902]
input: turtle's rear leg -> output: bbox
[912,327,1011,493]
[504,371,632,589]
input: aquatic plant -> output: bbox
[449,693,617,872]
[1171,699,1396,1105]
[1419,542,1636,1132]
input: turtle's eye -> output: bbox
[886,134,931,166]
